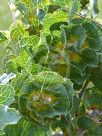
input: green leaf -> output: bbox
[4,119,29,136]
[50,0,72,7]
[0,105,20,130]
[82,37,101,50]
[5,60,17,74]
[69,0,80,22]
[63,24,86,49]
[69,66,86,84]
[27,63,48,75]
[81,48,98,66]
[50,22,68,31]
[14,0,27,14]
[4,119,48,136]
[0,85,14,106]
[68,47,98,72]
[77,116,96,130]
[43,10,68,34]
[13,71,29,90]
[70,25,86,49]
[0,32,7,43]
[83,88,102,110]
[20,35,39,48]
[80,0,89,7]
[15,49,29,68]
[27,79,73,117]
[68,49,85,71]
[71,17,85,25]
[34,71,66,85]
[2,54,16,71]
[82,21,99,39]
[10,24,29,41]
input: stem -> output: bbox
[79,80,89,99]
[61,115,69,136]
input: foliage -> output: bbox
[0,0,102,135]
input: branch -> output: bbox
[79,80,89,99]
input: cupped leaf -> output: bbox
[0,105,20,130]
[18,94,42,124]
[70,25,86,49]
[82,21,99,39]
[27,79,73,117]
[68,47,98,73]
[63,24,86,50]
[28,85,72,117]
[82,37,101,50]
[0,85,14,106]
[83,88,102,110]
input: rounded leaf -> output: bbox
[77,116,96,130]
[0,85,14,106]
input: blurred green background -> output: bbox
[0,0,12,74]
[0,0,102,74]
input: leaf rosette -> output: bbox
[18,71,73,118]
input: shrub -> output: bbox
[0,0,102,135]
